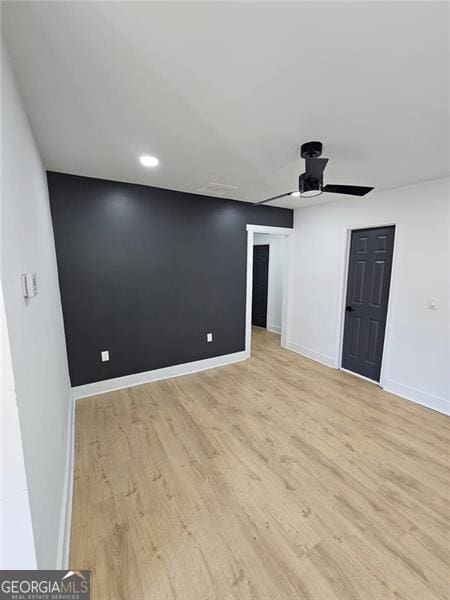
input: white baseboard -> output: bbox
[56,391,75,569]
[72,350,249,400]
[267,324,281,335]
[381,378,449,416]
[287,342,448,417]
[286,341,336,369]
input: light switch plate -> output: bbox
[21,273,38,298]
[428,297,438,310]
[206,333,213,342]
[101,350,110,362]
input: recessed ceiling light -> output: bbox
[290,191,301,197]
[139,155,159,167]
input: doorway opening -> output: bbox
[245,225,292,357]
[252,234,285,336]
[341,225,395,382]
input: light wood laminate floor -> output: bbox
[71,328,449,599]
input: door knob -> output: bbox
[346,306,355,312]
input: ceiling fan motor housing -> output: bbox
[299,172,323,197]
[300,141,323,159]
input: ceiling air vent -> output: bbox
[196,182,238,198]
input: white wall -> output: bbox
[1,46,72,567]
[288,177,449,415]
[254,233,284,334]
[1,285,37,568]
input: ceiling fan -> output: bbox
[254,141,374,206]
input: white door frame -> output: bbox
[245,224,292,356]
[335,220,399,386]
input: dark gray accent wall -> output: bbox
[47,172,293,386]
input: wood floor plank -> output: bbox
[70,328,450,599]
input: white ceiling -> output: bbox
[2,1,449,208]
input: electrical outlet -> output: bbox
[101,350,110,362]
[206,333,213,343]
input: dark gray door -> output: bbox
[342,226,395,381]
[252,245,269,328]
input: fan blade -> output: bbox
[253,192,295,206]
[323,184,374,196]
[305,157,328,180]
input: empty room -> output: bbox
[1,2,449,599]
